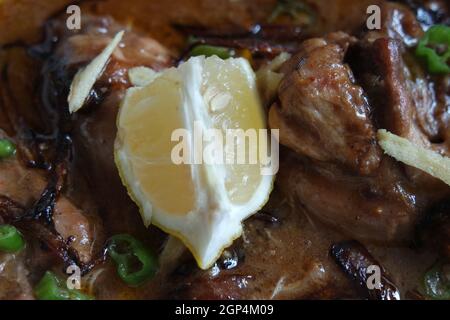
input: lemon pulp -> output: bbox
[115,56,274,269]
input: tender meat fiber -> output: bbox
[353,2,449,148]
[269,32,382,176]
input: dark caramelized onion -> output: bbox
[330,241,401,300]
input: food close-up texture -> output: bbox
[0,0,449,300]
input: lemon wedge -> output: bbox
[115,56,275,269]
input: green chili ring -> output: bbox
[34,271,94,300]
[0,139,16,159]
[416,25,450,74]
[0,224,25,253]
[108,234,158,287]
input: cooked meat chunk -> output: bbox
[353,2,448,147]
[364,2,424,47]
[277,151,421,243]
[350,38,430,145]
[53,198,93,263]
[348,2,450,188]
[268,32,421,242]
[269,32,381,176]
[0,131,96,298]
[271,1,450,245]
[0,132,95,263]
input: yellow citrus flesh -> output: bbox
[115,56,274,269]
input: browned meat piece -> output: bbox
[277,151,420,243]
[268,32,422,243]
[271,2,449,245]
[269,32,382,176]
[351,38,430,145]
[330,241,400,300]
[348,2,450,188]
[0,132,95,263]
[350,3,430,145]
[53,198,93,263]
[363,2,424,47]
[352,2,448,148]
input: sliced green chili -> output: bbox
[423,261,450,300]
[0,139,16,159]
[34,271,94,300]
[189,44,234,59]
[416,25,450,74]
[0,224,25,253]
[268,0,315,24]
[108,234,158,287]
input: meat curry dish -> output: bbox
[0,0,449,300]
